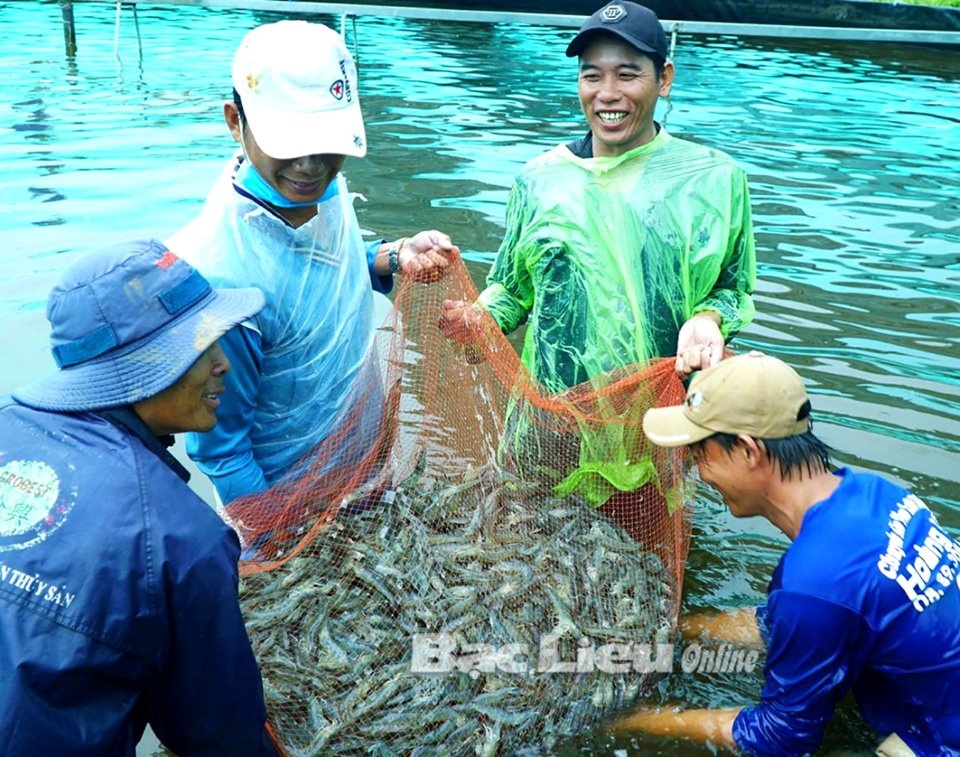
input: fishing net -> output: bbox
[227,257,695,755]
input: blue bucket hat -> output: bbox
[13,239,265,412]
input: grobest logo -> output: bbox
[0,459,72,552]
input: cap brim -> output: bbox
[244,100,367,160]
[642,405,715,447]
[566,28,601,57]
[566,28,663,60]
[14,287,265,412]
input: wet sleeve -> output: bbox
[148,532,276,756]
[185,324,269,504]
[693,166,756,340]
[732,591,867,756]
[366,238,393,294]
[755,602,771,646]
[479,180,535,334]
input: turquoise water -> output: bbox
[3,1,959,754]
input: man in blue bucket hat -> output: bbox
[0,239,276,755]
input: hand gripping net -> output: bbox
[227,258,694,755]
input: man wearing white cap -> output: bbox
[613,352,960,756]
[0,240,274,754]
[168,20,459,504]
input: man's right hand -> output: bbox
[438,299,484,345]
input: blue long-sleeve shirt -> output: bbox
[184,238,389,504]
[733,469,960,755]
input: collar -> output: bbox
[97,407,191,484]
[567,130,594,158]
[566,122,663,159]
[231,155,296,227]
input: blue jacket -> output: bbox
[733,469,960,756]
[0,399,274,756]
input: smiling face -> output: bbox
[133,341,231,436]
[577,34,673,158]
[225,101,346,226]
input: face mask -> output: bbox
[234,159,319,209]
[234,120,338,209]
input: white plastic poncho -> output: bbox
[168,157,384,501]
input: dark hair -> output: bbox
[649,54,665,80]
[232,88,246,123]
[648,55,665,81]
[708,428,833,482]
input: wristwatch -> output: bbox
[387,239,404,274]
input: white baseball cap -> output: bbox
[231,20,367,160]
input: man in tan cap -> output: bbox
[614,351,960,756]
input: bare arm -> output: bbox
[609,610,758,751]
[680,607,764,649]
[610,706,741,751]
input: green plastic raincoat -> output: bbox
[479,128,756,506]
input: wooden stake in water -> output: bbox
[60,1,77,56]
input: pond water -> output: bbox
[2,1,959,754]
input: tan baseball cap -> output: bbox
[642,351,811,447]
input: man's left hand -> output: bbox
[398,230,459,282]
[675,312,724,377]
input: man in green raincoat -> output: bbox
[440,1,756,518]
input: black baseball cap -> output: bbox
[565,1,668,61]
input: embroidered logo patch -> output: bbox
[0,460,71,552]
[330,80,345,100]
[155,251,179,270]
[601,4,626,23]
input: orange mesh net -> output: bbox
[229,258,694,755]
